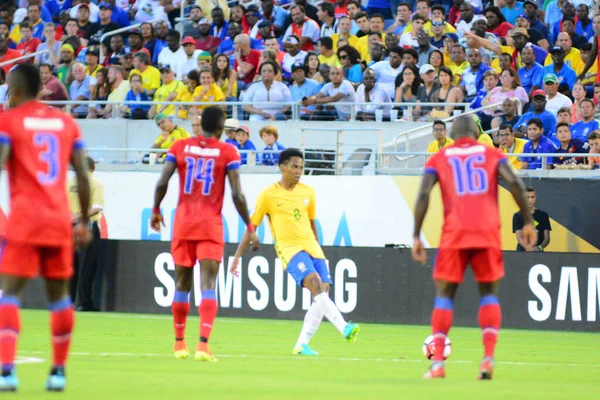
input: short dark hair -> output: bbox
[412,14,427,23]
[39,63,53,72]
[166,29,180,40]
[431,4,446,15]
[134,51,150,65]
[201,106,226,134]
[389,45,404,57]
[581,98,595,108]
[291,4,305,14]
[556,121,571,131]
[319,36,333,50]
[500,52,513,62]
[498,123,513,132]
[398,2,412,11]
[557,106,571,115]
[187,69,200,83]
[527,118,543,129]
[562,17,575,24]
[416,0,431,6]
[370,13,384,22]
[318,2,335,17]
[279,148,304,165]
[581,42,592,52]
[526,187,535,193]
[588,130,600,141]
[10,64,41,99]
[433,120,446,129]
[403,48,419,60]
[259,60,279,74]
[353,11,368,20]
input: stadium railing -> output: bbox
[99,18,169,62]
[0,50,49,67]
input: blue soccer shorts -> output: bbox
[286,251,332,286]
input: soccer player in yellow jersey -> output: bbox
[231,149,359,355]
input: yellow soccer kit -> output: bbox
[251,182,325,268]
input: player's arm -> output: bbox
[0,136,10,172]
[310,220,319,241]
[228,168,259,272]
[412,171,438,264]
[540,230,550,250]
[71,147,92,248]
[579,33,598,81]
[151,158,177,232]
[498,161,537,249]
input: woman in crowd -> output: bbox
[571,83,586,123]
[213,53,238,100]
[481,68,528,115]
[430,66,464,117]
[395,65,422,104]
[242,61,291,121]
[255,49,283,82]
[140,22,157,60]
[304,52,323,83]
[87,67,111,119]
[428,49,444,76]
[337,45,362,87]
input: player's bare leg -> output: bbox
[424,280,459,379]
[195,260,219,362]
[293,282,327,356]
[44,278,75,392]
[477,281,501,380]
[172,266,193,359]
[0,275,28,392]
[302,273,359,343]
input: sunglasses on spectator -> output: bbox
[432,22,443,26]
[339,55,348,60]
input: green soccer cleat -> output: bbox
[343,322,360,343]
[0,372,18,392]
[292,344,319,356]
[45,368,66,392]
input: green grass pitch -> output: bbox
[12,310,600,399]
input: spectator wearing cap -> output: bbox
[414,63,440,118]
[242,60,291,121]
[223,118,239,145]
[461,48,491,102]
[130,51,160,98]
[575,4,594,42]
[497,124,527,170]
[369,46,403,100]
[317,37,341,68]
[234,126,257,165]
[151,113,191,154]
[234,33,261,85]
[282,35,308,76]
[542,72,574,115]
[301,66,356,121]
[123,72,151,119]
[550,0,577,44]
[515,88,558,137]
[16,23,41,63]
[39,63,69,102]
[518,44,544,96]
[456,3,478,38]
[196,0,230,23]
[284,5,321,52]
[74,3,96,40]
[177,36,202,80]
[554,121,590,165]
[108,34,126,66]
[355,68,391,121]
[85,46,102,77]
[56,43,75,89]
[210,7,229,41]
[70,1,100,24]
[571,99,600,141]
[520,118,557,170]
[522,0,548,37]
[290,62,320,116]
[195,18,221,55]
[317,2,338,38]
[260,125,286,166]
[69,62,93,118]
[103,65,130,118]
[501,0,524,25]
[251,20,272,43]
[149,64,187,118]
[88,2,119,46]
[544,33,583,78]
[515,14,549,50]
[197,51,212,70]
[158,30,188,80]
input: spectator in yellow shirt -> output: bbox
[149,64,188,118]
[498,124,527,170]
[130,52,161,98]
[151,113,191,153]
[448,44,470,85]
[544,33,584,75]
[192,69,226,116]
[331,16,358,50]
[427,120,455,152]
[317,37,342,68]
[177,70,200,120]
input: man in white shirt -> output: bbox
[368,46,403,99]
[282,35,308,75]
[543,73,573,115]
[177,36,202,80]
[283,4,320,51]
[317,2,338,38]
[301,66,356,120]
[355,68,391,120]
[157,30,188,80]
[456,4,481,38]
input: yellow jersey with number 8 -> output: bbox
[251,182,325,268]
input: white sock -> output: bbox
[295,302,323,348]
[314,292,347,335]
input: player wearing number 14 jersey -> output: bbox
[151,107,258,362]
[412,116,537,380]
[0,64,92,392]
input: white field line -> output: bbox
[16,351,600,368]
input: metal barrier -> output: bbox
[0,50,49,67]
[99,18,168,62]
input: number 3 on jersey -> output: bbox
[184,156,215,195]
[448,154,488,196]
[34,133,60,185]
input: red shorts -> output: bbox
[171,238,224,267]
[433,247,504,283]
[0,240,73,280]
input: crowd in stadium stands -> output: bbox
[0,0,599,167]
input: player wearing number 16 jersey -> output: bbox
[0,64,92,392]
[151,107,258,362]
[412,116,537,381]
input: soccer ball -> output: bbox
[422,335,452,360]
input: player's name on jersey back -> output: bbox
[184,145,221,157]
[445,145,486,156]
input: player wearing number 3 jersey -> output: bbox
[151,107,258,363]
[0,64,92,392]
[412,115,537,381]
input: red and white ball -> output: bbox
[422,335,452,360]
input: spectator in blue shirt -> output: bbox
[124,73,150,119]
[211,7,229,41]
[521,118,558,170]
[224,119,239,146]
[46,0,73,21]
[106,0,130,28]
[518,44,544,96]
[575,4,594,42]
[554,121,590,165]
[258,0,290,37]
[549,0,576,44]
[472,69,499,112]
[515,89,557,137]
[260,126,286,166]
[235,126,257,165]
[523,0,548,37]
[571,99,600,141]
[543,46,577,90]
[290,62,320,116]
[501,0,524,25]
